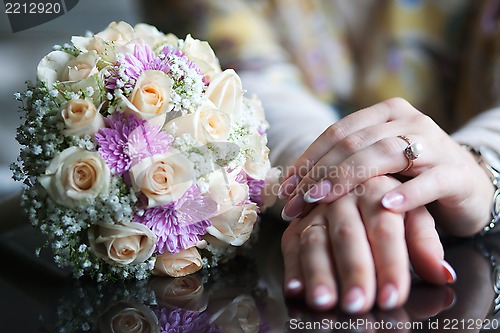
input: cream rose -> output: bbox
[206,203,258,247]
[149,275,208,311]
[182,34,222,82]
[210,295,260,333]
[164,100,231,144]
[243,132,271,180]
[134,23,174,50]
[129,149,195,208]
[39,147,110,207]
[153,247,203,277]
[61,98,104,136]
[72,21,135,63]
[205,69,244,117]
[207,169,249,214]
[61,51,100,82]
[122,70,173,121]
[261,167,281,210]
[88,221,156,266]
[97,301,159,333]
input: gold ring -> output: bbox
[300,224,327,238]
[397,135,423,172]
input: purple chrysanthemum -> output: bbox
[106,43,207,91]
[236,171,266,208]
[95,112,172,174]
[155,308,220,333]
[133,186,218,254]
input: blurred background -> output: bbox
[0,0,140,199]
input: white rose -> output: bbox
[205,69,244,117]
[37,50,74,87]
[206,203,258,247]
[61,51,100,82]
[207,169,249,214]
[61,98,104,136]
[244,95,269,133]
[88,221,156,266]
[129,149,195,208]
[209,295,260,333]
[243,132,271,180]
[122,70,173,121]
[164,100,231,144]
[39,147,110,207]
[182,34,222,81]
[153,247,203,277]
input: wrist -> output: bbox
[462,145,500,235]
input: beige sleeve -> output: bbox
[451,107,500,154]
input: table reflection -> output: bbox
[1,203,500,332]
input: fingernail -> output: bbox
[443,287,456,310]
[304,179,333,203]
[343,287,365,314]
[381,192,405,209]
[379,283,398,310]
[278,175,299,200]
[281,195,305,221]
[286,279,302,292]
[313,285,335,307]
[441,260,457,283]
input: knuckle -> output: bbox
[368,219,402,242]
[299,230,324,248]
[340,134,365,155]
[383,97,413,111]
[331,222,357,241]
[325,123,348,144]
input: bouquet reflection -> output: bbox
[42,257,272,333]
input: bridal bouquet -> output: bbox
[11,21,279,281]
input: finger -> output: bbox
[283,136,415,217]
[281,98,417,186]
[358,177,411,311]
[381,165,462,212]
[281,221,305,297]
[299,213,338,311]
[404,206,456,285]
[326,195,376,314]
[405,284,455,320]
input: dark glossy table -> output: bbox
[1,193,499,333]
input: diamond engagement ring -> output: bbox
[397,135,423,171]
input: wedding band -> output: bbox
[397,135,423,171]
[300,224,327,238]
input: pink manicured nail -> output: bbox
[304,179,333,203]
[441,260,457,283]
[379,283,398,310]
[278,175,299,200]
[313,285,335,307]
[281,195,306,221]
[343,287,365,314]
[381,192,405,209]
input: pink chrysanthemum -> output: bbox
[95,113,172,174]
[133,186,218,254]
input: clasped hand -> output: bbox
[279,98,494,313]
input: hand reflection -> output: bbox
[284,238,498,332]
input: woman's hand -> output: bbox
[281,175,455,313]
[279,98,493,236]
